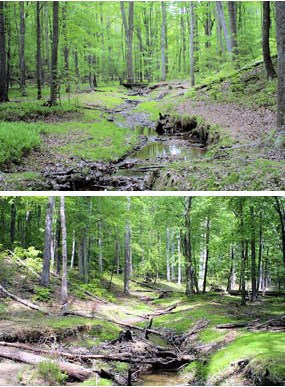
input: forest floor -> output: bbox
[0,253,285,386]
[0,59,284,190]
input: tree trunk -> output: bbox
[274,198,285,272]
[262,2,276,80]
[19,2,26,96]
[98,221,103,272]
[177,232,181,285]
[202,217,210,293]
[10,201,16,246]
[0,346,92,381]
[250,206,258,302]
[239,199,247,306]
[121,2,134,84]
[41,197,55,287]
[276,2,285,141]
[60,196,68,312]
[161,2,166,81]
[189,1,195,87]
[124,197,131,295]
[0,1,8,102]
[228,1,238,58]
[184,197,194,296]
[166,228,170,282]
[50,1,59,106]
[216,1,232,53]
[62,2,70,93]
[36,2,42,100]
[70,230,75,269]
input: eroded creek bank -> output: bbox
[43,97,213,191]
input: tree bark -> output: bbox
[19,2,26,96]
[276,2,285,140]
[183,197,194,296]
[0,346,92,381]
[202,217,210,293]
[0,2,8,102]
[228,1,238,58]
[262,2,276,80]
[216,2,232,53]
[36,2,42,100]
[124,197,131,295]
[250,206,258,302]
[62,2,70,93]
[121,2,134,84]
[41,197,55,287]
[161,2,166,81]
[189,2,195,87]
[60,197,68,312]
[50,1,59,106]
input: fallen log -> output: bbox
[0,345,93,381]
[0,283,50,315]
[216,322,249,329]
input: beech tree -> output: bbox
[276,1,285,142]
[0,1,8,102]
[50,1,59,106]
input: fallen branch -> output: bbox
[0,283,50,315]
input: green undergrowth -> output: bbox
[206,332,285,384]
[155,151,285,191]
[245,351,285,385]
[188,60,277,111]
[0,100,80,122]
[37,361,67,385]
[0,122,41,165]
[81,377,113,386]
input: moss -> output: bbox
[245,352,285,385]
[207,332,285,382]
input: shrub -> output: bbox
[32,286,51,302]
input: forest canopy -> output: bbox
[1,196,284,301]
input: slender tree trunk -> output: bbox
[189,2,195,87]
[10,202,16,246]
[70,230,75,269]
[166,228,170,281]
[60,197,68,312]
[184,197,194,296]
[250,206,258,302]
[227,246,236,292]
[98,221,103,272]
[19,2,26,96]
[36,2,42,100]
[177,232,181,285]
[276,2,285,140]
[41,197,55,287]
[202,217,210,293]
[239,199,247,306]
[0,1,8,102]
[262,2,276,80]
[116,237,120,275]
[50,1,59,106]
[62,2,70,93]
[257,212,263,292]
[124,197,131,295]
[161,2,166,81]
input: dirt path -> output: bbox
[177,99,276,142]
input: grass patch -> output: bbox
[81,376,113,386]
[0,122,42,165]
[207,332,285,382]
[37,361,67,385]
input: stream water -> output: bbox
[113,100,204,181]
[138,371,186,386]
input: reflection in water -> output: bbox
[132,141,201,160]
[138,371,186,386]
